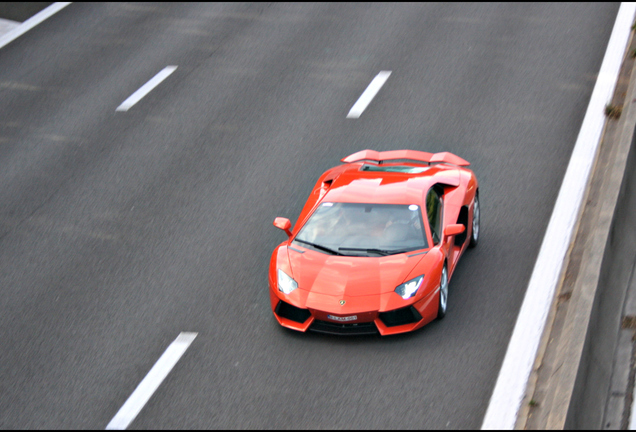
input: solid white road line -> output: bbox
[481,3,636,429]
[116,66,178,112]
[105,332,197,430]
[346,71,392,118]
[0,2,71,50]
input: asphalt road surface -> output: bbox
[0,3,621,429]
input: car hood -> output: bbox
[288,248,427,297]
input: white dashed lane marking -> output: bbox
[106,332,197,430]
[346,70,391,118]
[0,18,19,37]
[116,66,178,112]
[0,2,71,50]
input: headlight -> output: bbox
[395,275,424,299]
[277,269,298,294]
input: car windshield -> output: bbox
[294,202,428,256]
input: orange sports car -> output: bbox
[269,150,479,336]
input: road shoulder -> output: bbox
[519,19,636,430]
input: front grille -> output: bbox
[275,301,311,323]
[310,320,378,336]
[379,306,422,327]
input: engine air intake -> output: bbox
[379,306,422,327]
[275,301,311,323]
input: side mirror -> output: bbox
[443,224,465,238]
[273,217,292,238]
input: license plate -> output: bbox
[327,314,357,322]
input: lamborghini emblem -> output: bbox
[339,300,346,306]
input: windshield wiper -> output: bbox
[338,247,424,256]
[294,239,343,255]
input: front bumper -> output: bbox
[270,287,439,336]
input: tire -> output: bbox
[437,265,448,320]
[469,192,480,248]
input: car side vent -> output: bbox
[379,306,422,327]
[455,206,469,246]
[275,301,311,323]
